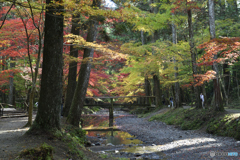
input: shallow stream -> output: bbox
[84,109,166,160]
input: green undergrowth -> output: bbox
[129,105,161,117]
[19,122,128,160]
[20,125,88,160]
[60,123,124,160]
[19,143,54,160]
[149,107,240,140]
[225,98,240,109]
[206,114,240,140]
[61,125,87,159]
[149,108,219,130]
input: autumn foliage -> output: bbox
[194,37,240,86]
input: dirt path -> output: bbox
[0,114,116,160]
[0,116,31,159]
[1,108,240,160]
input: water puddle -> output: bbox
[87,130,143,145]
[83,110,168,159]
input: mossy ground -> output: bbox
[19,143,54,160]
[206,113,240,140]
[145,107,240,140]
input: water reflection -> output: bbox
[87,130,143,145]
[84,114,166,159]
[121,145,162,154]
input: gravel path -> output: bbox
[0,116,30,159]
[115,111,240,160]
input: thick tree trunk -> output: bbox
[68,0,101,126]
[188,9,201,109]
[63,14,80,117]
[144,77,151,96]
[172,16,181,108]
[202,83,207,105]
[220,64,229,106]
[29,0,63,133]
[27,87,35,126]
[153,75,161,107]
[236,72,240,99]
[140,28,151,104]
[209,0,224,111]
[223,64,230,94]
[1,57,6,103]
[8,58,15,105]
[144,76,151,104]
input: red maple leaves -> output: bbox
[193,37,240,86]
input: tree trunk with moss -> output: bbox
[188,9,201,109]
[172,15,181,108]
[153,75,161,107]
[68,0,101,127]
[209,0,224,111]
[28,0,63,133]
[63,14,80,117]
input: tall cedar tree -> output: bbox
[187,9,201,108]
[29,0,64,132]
[68,0,101,126]
[172,14,181,108]
[63,13,80,117]
[208,0,223,111]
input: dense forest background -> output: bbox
[1,0,240,131]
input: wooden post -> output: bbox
[109,98,113,127]
[149,97,152,106]
[155,96,158,107]
[148,97,151,110]
[0,103,3,116]
[111,128,113,137]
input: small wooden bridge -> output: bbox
[0,103,27,118]
[83,96,156,128]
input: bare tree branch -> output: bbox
[0,2,14,30]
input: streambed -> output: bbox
[84,108,240,160]
[84,109,166,159]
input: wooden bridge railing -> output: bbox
[0,103,4,116]
[84,96,156,127]
[0,102,29,117]
[0,103,15,117]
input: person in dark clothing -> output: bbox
[162,95,165,105]
[169,96,173,108]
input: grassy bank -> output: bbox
[148,108,240,140]
[206,113,240,140]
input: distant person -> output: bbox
[162,95,165,105]
[200,93,205,109]
[169,96,173,108]
[35,102,38,107]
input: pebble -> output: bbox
[95,142,101,146]
[106,143,114,146]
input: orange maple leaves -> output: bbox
[193,37,240,86]
[194,70,216,86]
[197,37,240,66]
